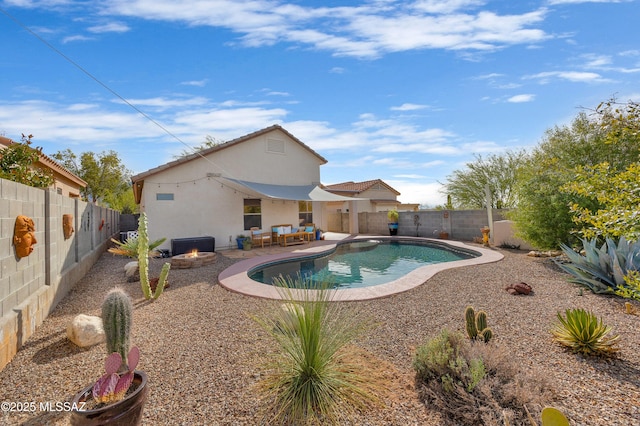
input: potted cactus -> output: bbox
[71,288,148,425]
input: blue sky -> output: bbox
[1,0,639,207]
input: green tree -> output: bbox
[440,150,526,209]
[562,162,640,240]
[0,134,55,188]
[560,99,640,241]
[175,135,223,158]
[53,149,136,211]
[511,101,640,249]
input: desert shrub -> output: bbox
[255,275,378,425]
[550,308,620,357]
[414,329,553,425]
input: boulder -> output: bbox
[124,261,139,282]
[67,314,105,348]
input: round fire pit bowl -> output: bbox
[170,251,216,269]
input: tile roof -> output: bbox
[323,179,400,195]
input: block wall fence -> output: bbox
[0,178,118,371]
[329,209,508,240]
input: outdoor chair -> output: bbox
[250,227,272,248]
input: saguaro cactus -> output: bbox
[102,288,133,370]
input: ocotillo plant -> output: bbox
[465,306,493,343]
[137,213,170,300]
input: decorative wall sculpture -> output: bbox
[63,214,74,239]
[13,215,37,258]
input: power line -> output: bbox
[0,5,230,176]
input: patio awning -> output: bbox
[223,178,362,201]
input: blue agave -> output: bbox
[555,237,640,294]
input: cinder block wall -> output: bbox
[330,209,509,240]
[0,178,118,371]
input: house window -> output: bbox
[299,200,312,226]
[244,199,262,230]
[156,193,174,201]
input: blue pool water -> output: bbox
[248,239,477,289]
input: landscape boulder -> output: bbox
[67,314,105,347]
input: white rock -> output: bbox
[124,261,139,277]
[67,314,105,348]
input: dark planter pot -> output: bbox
[388,223,398,236]
[439,232,449,240]
[236,238,244,249]
[71,371,148,426]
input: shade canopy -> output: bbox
[223,178,362,201]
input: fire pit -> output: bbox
[170,250,216,269]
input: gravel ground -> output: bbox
[1,245,639,425]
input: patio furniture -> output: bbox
[250,227,272,248]
[302,223,316,242]
[271,224,307,247]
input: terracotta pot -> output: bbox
[71,371,148,426]
[439,232,449,239]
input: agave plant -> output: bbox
[108,236,166,258]
[550,308,619,356]
[555,237,640,295]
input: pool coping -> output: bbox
[218,236,504,301]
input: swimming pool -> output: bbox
[249,239,476,289]
[218,236,504,301]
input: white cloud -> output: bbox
[87,22,130,33]
[62,35,93,43]
[548,0,626,4]
[390,103,428,111]
[96,0,551,58]
[180,79,208,87]
[524,70,611,83]
[507,94,535,103]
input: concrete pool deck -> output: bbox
[218,233,504,301]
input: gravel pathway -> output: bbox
[1,245,639,425]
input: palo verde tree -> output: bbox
[440,150,526,209]
[0,134,55,188]
[52,149,136,212]
[511,99,640,249]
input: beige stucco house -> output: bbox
[323,179,401,213]
[0,136,87,197]
[131,125,358,251]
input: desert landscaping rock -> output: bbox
[66,314,105,348]
[0,246,638,425]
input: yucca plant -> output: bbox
[255,275,377,425]
[550,308,620,356]
[555,236,640,295]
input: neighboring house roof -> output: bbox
[0,136,87,189]
[323,179,401,199]
[130,124,328,203]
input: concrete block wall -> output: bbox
[0,178,118,371]
[330,209,509,241]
